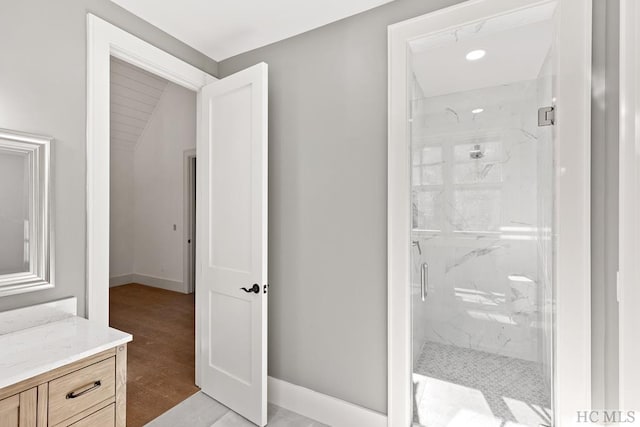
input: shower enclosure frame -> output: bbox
[387,0,592,425]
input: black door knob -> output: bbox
[240,284,260,294]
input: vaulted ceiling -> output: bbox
[109,0,393,61]
[110,57,168,150]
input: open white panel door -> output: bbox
[196,62,268,426]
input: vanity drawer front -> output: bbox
[69,404,115,427]
[48,357,116,425]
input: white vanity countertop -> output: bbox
[0,316,132,389]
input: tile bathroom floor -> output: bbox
[413,341,552,427]
[146,392,327,427]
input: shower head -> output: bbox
[469,144,484,160]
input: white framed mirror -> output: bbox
[0,128,53,296]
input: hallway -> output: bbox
[109,284,199,426]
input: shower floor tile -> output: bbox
[413,341,552,427]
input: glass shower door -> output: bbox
[409,4,556,426]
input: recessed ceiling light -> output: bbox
[466,49,486,61]
[472,108,484,114]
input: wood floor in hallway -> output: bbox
[109,283,199,427]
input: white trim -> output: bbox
[86,14,216,326]
[108,273,184,293]
[0,129,54,297]
[619,0,640,412]
[86,14,216,390]
[109,273,186,293]
[387,1,591,425]
[552,2,592,424]
[108,274,135,288]
[267,377,386,427]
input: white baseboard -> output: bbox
[109,274,136,288]
[267,377,387,427]
[109,274,186,293]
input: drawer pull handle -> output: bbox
[66,380,101,399]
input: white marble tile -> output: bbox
[263,404,328,427]
[413,341,551,427]
[412,236,542,361]
[0,316,132,389]
[145,392,229,427]
[0,297,77,335]
[210,404,327,427]
[410,77,551,363]
[208,412,250,427]
[146,393,327,427]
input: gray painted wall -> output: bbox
[219,0,465,413]
[0,1,218,315]
[0,0,620,416]
[220,0,620,415]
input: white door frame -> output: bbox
[387,1,592,425]
[86,14,217,384]
[183,149,197,294]
[619,0,640,412]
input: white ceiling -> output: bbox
[110,57,168,150]
[410,4,554,98]
[110,0,393,61]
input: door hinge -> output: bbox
[538,106,555,126]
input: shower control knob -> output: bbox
[240,284,260,294]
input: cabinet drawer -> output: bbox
[69,404,115,427]
[48,358,115,426]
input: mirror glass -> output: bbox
[0,150,30,275]
[0,129,52,297]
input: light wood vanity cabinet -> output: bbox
[0,388,37,427]
[0,345,126,427]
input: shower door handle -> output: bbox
[421,262,428,302]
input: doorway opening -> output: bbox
[88,16,269,426]
[407,7,555,424]
[388,0,592,426]
[107,56,199,426]
[184,151,196,294]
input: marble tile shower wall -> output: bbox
[411,80,547,363]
